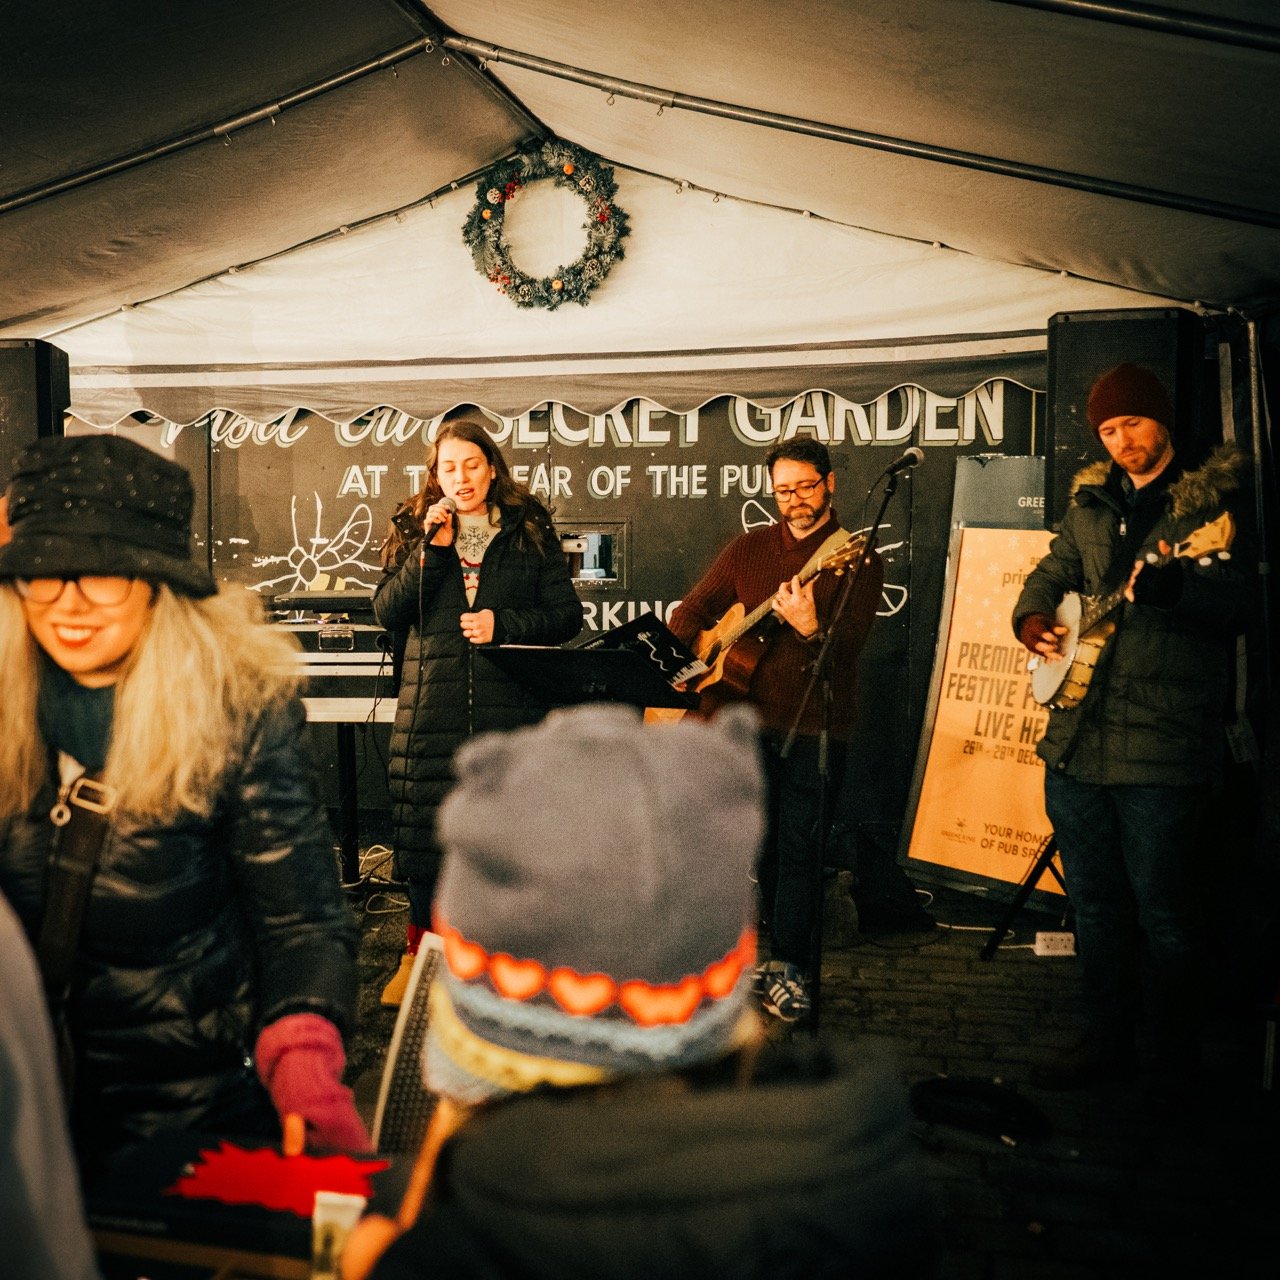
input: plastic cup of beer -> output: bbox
[311,1190,367,1280]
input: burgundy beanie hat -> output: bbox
[1085,363,1174,433]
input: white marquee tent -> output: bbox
[1,0,1275,426]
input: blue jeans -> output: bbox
[758,733,845,969]
[1044,771,1206,1060]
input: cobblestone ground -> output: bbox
[346,877,1278,1280]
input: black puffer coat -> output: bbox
[374,502,583,889]
[1012,446,1251,786]
[0,697,359,1163]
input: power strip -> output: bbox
[1033,931,1077,957]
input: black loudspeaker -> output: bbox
[0,339,70,486]
[1045,308,1209,528]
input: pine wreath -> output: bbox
[462,140,631,311]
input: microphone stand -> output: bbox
[782,466,904,1033]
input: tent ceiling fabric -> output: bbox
[61,168,1171,425]
[0,0,533,332]
[426,0,1280,309]
[4,0,1278,421]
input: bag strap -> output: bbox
[35,773,116,1006]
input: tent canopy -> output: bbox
[4,0,1277,423]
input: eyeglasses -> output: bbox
[15,577,135,606]
[772,477,826,502]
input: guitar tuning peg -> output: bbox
[1145,552,1159,563]
[1198,556,1213,567]
[1218,550,1231,560]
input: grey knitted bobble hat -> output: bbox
[424,702,765,1105]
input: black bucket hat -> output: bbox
[0,434,216,598]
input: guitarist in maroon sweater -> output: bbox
[670,440,886,1021]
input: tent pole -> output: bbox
[989,1,1280,55]
[0,38,439,216]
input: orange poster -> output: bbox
[905,525,1061,892]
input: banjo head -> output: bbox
[1029,592,1082,708]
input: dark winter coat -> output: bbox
[0,697,359,1164]
[373,502,583,888]
[1012,446,1251,785]
[371,1039,936,1280]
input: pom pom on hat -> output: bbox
[1085,363,1174,433]
[424,703,765,1105]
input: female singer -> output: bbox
[374,418,583,1004]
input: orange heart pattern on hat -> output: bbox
[490,953,547,1001]
[443,929,488,981]
[618,975,703,1027]
[548,968,616,1016]
[434,913,756,1027]
[703,930,758,999]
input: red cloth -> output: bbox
[254,1013,372,1154]
[669,512,882,739]
[166,1140,388,1218]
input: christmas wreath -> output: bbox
[461,140,631,311]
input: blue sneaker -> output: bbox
[761,962,811,1022]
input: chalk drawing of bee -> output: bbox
[251,494,383,594]
[738,502,908,618]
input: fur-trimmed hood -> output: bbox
[1070,443,1248,518]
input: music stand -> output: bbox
[480,645,698,710]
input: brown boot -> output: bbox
[380,922,427,1008]
[380,952,415,1007]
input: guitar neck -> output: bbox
[721,537,860,648]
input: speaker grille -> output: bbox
[1044,309,1208,528]
[0,339,70,483]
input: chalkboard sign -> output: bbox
[69,350,1047,840]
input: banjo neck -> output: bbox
[1078,510,1234,637]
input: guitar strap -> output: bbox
[800,526,852,579]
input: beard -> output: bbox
[783,486,832,533]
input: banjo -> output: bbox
[1029,512,1236,711]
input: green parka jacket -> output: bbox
[1012,445,1251,786]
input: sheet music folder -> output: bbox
[482,645,697,710]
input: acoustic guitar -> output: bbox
[645,534,867,724]
[1029,512,1235,711]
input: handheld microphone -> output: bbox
[424,495,457,539]
[881,446,924,476]
[419,496,457,564]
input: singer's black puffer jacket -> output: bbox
[374,500,583,899]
